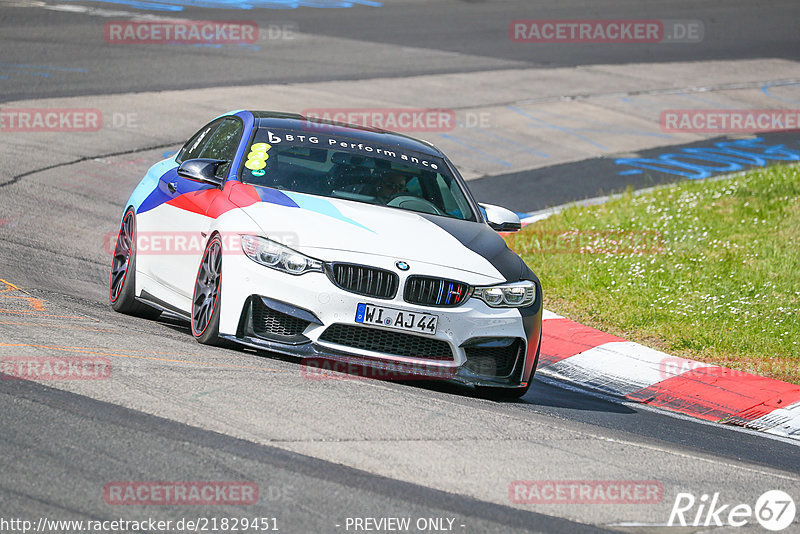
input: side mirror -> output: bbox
[177,159,227,188]
[480,203,522,232]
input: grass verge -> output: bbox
[506,164,800,384]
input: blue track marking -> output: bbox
[762,81,800,105]
[516,105,672,143]
[614,137,800,180]
[508,104,609,151]
[0,63,87,81]
[470,128,549,159]
[439,134,512,167]
[619,95,665,112]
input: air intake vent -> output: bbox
[252,298,310,338]
[463,339,523,378]
[328,263,398,299]
[318,323,453,361]
[404,276,470,307]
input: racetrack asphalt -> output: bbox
[1,0,799,532]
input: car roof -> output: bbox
[248,110,443,158]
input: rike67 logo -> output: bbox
[669,490,796,531]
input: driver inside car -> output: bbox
[373,171,409,203]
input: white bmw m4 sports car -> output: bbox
[109,111,542,398]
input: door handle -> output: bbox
[167,182,177,193]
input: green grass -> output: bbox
[506,164,800,383]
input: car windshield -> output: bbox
[240,128,476,221]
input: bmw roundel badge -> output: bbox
[395,261,410,271]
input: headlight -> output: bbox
[472,280,537,308]
[240,235,323,275]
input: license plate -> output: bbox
[355,303,438,335]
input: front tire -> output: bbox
[108,208,161,319]
[191,235,226,346]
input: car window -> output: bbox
[197,118,243,177]
[240,128,476,221]
[177,119,223,163]
[436,174,472,220]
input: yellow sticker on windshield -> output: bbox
[245,143,271,171]
[245,158,266,170]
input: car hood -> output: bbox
[233,185,527,282]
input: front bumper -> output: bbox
[218,252,542,388]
